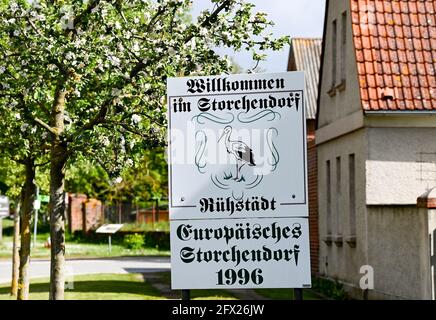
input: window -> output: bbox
[349,154,356,236]
[326,160,332,235]
[335,156,342,235]
[339,11,347,88]
[330,19,337,91]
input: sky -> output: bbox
[190,0,326,73]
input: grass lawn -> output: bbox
[0,273,163,300]
[0,234,169,260]
[158,271,238,300]
[0,218,169,259]
[255,288,323,300]
[121,221,170,232]
[0,273,240,300]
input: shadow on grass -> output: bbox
[155,271,237,300]
[0,280,159,296]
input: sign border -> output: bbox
[167,89,307,211]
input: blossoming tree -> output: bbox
[0,0,289,299]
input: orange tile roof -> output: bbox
[350,0,436,111]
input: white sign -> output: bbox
[95,224,124,234]
[167,72,311,290]
[0,196,9,218]
[33,200,41,210]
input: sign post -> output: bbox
[33,193,49,248]
[96,224,124,253]
[33,187,40,248]
[0,196,10,243]
[167,72,311,294]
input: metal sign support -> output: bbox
[181,289,190,300]
[294,288,303,300]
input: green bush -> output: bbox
[123,233,145,250]
[312,277,349,300]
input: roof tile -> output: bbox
[406,50,416,63]
[374,62,383,73]
[349,0,435,112]
[369,87,378,100]
[383,74,393,87]
[375,1,384,12]
[379,37,389,49]
[414,99,423,110]
[376,74,384,86]
[410,75,420,87]
[360,87,369,101]
[391,1,400,14]
[418,75,429,87]
[356,49,364,62]
[398,50,407,63]
[351,0,359,12]
[366,61,375,74]
[428,75,435,88]
[382,61,392,74]
[389,50,399,63]
[395,25,404,38]
[370,99,380,109]
[403,87,413,100]
[422,88,431,100]
[412,26,421,38]
[362,36,372,49]
[399,74,410,87]
[409,2,418,14]
[425,1,435,13]
[397,99,406,110]
[417,1,427,14]
[421,25,429,38]
[405,38,414,50]
[377,12,386,24]
[403,25,412,38]
[386,25,395,37]
[388,37,397,50]
[422,99,432,109]
[415,50,424,63]
[367,74,377,87]
[357,62,365,74]
[402,13,411,26]
[423,38,432,50]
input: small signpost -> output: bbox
[0,195,10,243]
[167,72,311,299]
[96,224,124,253]
[0,195,9,217]
[33,191,51,248]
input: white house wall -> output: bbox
[317,128,368,293]
[366,126,436,205]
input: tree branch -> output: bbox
[68,0,101,36]
[72,0,232,140]
[33,117,56,135]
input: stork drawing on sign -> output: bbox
[218,126,256,182]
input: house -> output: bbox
[316,0,436,299]
[287,38,322,275]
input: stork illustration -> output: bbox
[218,126,256,182]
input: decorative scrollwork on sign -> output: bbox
[210,174,230,190]
[192,112,234,125]
[266,128,279,172]
[245,174,264,190]
[195,131,207,173]
[237,110,281,123]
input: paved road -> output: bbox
[0,256,171,284]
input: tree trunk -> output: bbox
[49,87,67,300]
[10,200,20,296]
[17,160,36,300]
